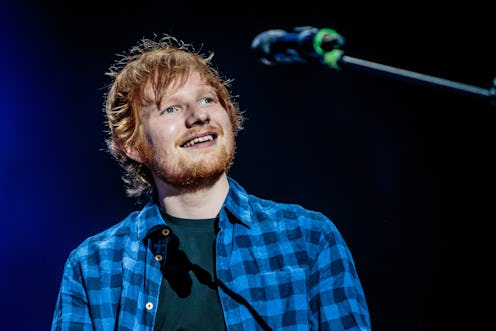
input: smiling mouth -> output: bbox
[181,134,217,148]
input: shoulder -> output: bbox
[65,209,141,265]
[247,193,342,241]
[248,193,323,219]
[241,194,353,266]
[227,177,338,235]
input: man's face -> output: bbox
[132,71,235,188]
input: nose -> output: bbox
[186,106,210,127]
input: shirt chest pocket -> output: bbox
[231,267,310,329]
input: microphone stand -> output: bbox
[336,54,495,103]
[314,28,496,106]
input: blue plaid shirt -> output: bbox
[51,177,371,330]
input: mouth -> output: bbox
[181,132,218,148]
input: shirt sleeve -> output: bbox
[308,220,371,331]
[51,251,94,330]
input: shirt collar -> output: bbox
[135,200,167,241]
[223,176,252,228]
[134,176,253,241]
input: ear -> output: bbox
[123,143,145,163]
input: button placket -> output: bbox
[161,228,170,237]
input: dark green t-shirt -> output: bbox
[154,211,226,331]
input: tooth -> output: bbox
[184,135,213,147]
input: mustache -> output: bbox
[177,124,224,146]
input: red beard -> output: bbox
[141,127,236,191]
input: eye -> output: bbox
[162,105,180,115]
[200,96,216,105]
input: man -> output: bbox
[51,33,371,330]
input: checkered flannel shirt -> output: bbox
[51,177,371,330]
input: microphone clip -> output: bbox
[251,26,345,67]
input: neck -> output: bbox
[155,174,230,219]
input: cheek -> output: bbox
[215,111,233,132]
[147,122,179,146]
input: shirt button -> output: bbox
[145,302,154,310]
[161,228,170,237]
[154,254,163,262]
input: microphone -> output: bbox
[251,26,345,66]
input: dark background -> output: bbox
[1,1,494,330]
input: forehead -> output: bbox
[144,71,210,100]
